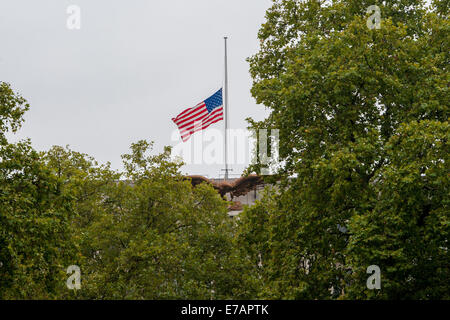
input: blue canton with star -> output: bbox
[204,89,223,113]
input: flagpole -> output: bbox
[224,36,229,180]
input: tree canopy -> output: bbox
[0,82,254,299]
[240,0,449,299]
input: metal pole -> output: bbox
[224,36,229,180]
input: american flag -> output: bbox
[172,89,224,142]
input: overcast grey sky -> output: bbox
[1,0,272,178]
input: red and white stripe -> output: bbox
[172,102,223,142]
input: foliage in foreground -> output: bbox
[240,0,449,299]
[0,85,254,299]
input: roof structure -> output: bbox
[185,174,265,198]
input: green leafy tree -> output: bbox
[240,0,449,299]
[0,82,29,145]
[44,145,120,229]
[0,80,255,299]
[75,141,255,299]
[346,120,449,299]
[0,83,78,298]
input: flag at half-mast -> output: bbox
[172,89,224,142]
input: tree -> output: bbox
[346,120,449,299]
[74,141,256,299]
[240,0,449,299]
[0,142,79,299]
[0,82,29,145]
[0,82,80,299]
[0,80,256,299]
